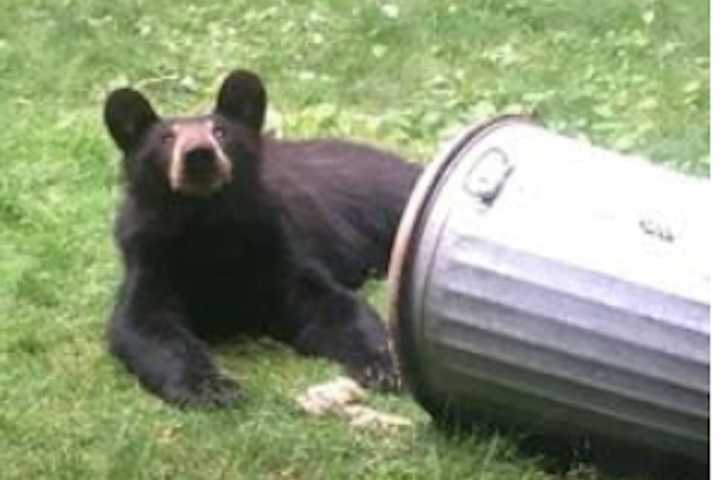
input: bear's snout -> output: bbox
[184,146,216,174]
[168,122,233,197]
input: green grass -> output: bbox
[0,0,708,479]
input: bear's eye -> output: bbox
[161,131,176,145]
[212,125,226,141]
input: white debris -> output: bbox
[296,376,367,415]
[296,376,412,431]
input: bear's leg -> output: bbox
[108,269,242,408]
[285,262,401,391]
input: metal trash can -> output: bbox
[388,116,709,462]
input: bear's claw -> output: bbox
[351,350,403,393]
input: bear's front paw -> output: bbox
[352,348,403,393]
[163,373,244,408]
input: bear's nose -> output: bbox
[184,147,215,173]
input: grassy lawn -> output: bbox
[0,0,708,479]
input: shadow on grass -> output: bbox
[431,414,707,480]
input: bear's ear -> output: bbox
[215,69,266,131]
[104,88,160,153]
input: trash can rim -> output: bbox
[387,114,534,400]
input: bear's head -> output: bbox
[104,70,267,198]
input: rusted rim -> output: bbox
[387,114,534,414]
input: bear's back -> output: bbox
[263,138,421,288]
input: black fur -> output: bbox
[266,139,420,288]
[104,69,421,407]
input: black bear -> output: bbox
[104,69,421,407]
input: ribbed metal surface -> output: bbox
[389,117,709,461]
